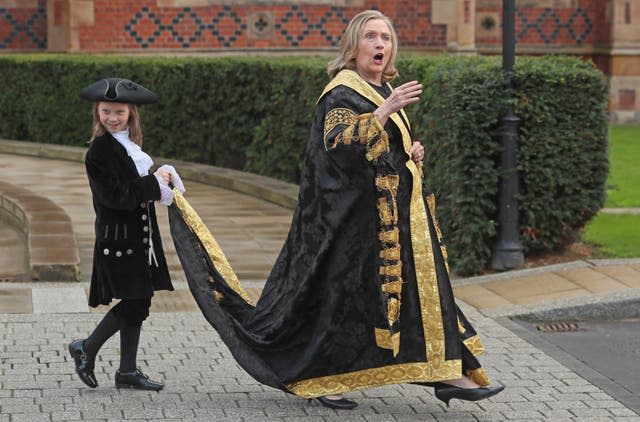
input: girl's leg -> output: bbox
[112,298,163,391]
[69,307,124,388]
[83,308,124,357]
[119,324,141,372]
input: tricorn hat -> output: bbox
[79,77,157,104]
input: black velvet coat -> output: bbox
[169,70,490,398]
[85,132,173,307]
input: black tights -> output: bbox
[83,298,151,372]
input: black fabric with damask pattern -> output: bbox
[169,71,488,397]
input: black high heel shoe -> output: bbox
[433,382,505,407]
[311,396,358,410]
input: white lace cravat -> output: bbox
[111,129,154,176]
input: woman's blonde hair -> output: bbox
[90,102,143,146]
[327,10,399,83]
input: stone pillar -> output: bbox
[46,0,94,52]
[609,0,640,122]
[432,0,477,53]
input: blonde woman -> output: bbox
[170,10,504,410]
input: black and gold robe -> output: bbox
[169,69,490,398]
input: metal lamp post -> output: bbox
[490,0,524,271]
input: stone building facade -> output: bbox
[1,0,639,121]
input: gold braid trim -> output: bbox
[379,263,402,277]
[465,367,491,387]
[324,108,357,138]
[379,245,400,261]
[374,328,401,353]
[375,172,403,356]
[387,298,400,325]
[426,193,450,271]
[286,360,461,398]
[377,197,393,226]
[463,334,486,356]
[173,189,254,306]
[378,227,399,244]
[381,280,403,294]
[376,173,400,191]
[329,113,389,162]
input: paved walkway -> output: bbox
[1,150,639,421]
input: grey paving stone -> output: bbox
[499,409,547,419]
[611,407,640,417]
[1,311,637,421]
[51,411,83,420]
[571,407,623,417]
[10,414,51,422]
[540,409,575,419]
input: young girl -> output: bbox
[68,77,183,391]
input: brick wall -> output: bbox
[0,0,47,50]
[0,0,618,53]
[73,0,445,51]
[476,0,608,49]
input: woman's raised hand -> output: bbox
[374,81,422,125]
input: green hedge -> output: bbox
[0,54,608,274]
[407,55,609,274]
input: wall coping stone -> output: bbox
[0,180,80,281]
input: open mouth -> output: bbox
[374,53,384,63]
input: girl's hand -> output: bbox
[410,141,424,163]
[374,81,422,125]
[153,168,171,184]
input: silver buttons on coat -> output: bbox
[103,248,109,255]
[143,226,149,232]
[116,251,122,257]
[142,214,148,221]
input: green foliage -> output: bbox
[244,58,327,183]
[409,55,506,275]
[513,56,609,255]
[0,53,609,274]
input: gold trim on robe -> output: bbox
[173,189,254,306]
[319,69,450,369]
[286,360,461,398]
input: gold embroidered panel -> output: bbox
[463,334,485,356]
[286,359,462,398]
[324,107,357,139]
[374,327,400,351]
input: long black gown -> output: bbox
[169,69,492,398]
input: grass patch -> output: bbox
[605,125,640,208]
[582,213,640,258]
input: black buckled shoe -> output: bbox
[434,382,505,407]
[313,396,358,410]
[115,368,164,391]
[68,339,97,388]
